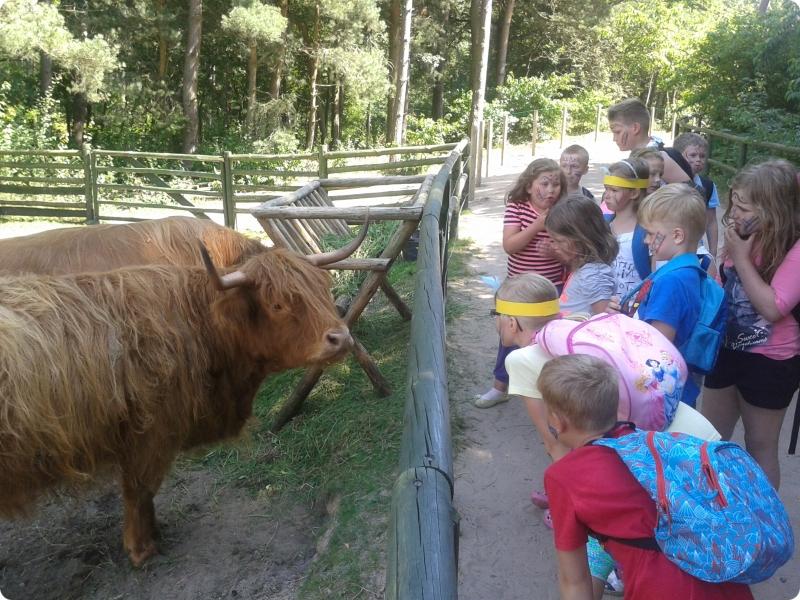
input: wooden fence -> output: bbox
[677,120,800,177]
[0,142,457,228]
[386,138,469,600]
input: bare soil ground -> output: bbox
[448,134,800,600]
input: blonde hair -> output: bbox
[496,273,559,331]
[638,183,706,245]
[561,144,590,167]
[538,355,619,432]
[673,132,708,153]
[545,195,619,267]
[607,156,650,210]
[607,98,650,131]
[630,147,664,170]
[724,160,800,282]
[507,158,567,204]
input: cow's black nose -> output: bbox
[325,328,352,351]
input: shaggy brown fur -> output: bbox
[0,249,351,566]
[0,216,266,274]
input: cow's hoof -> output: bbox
[127,539,158,567]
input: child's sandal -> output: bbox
[530,489,549,509]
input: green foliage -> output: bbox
[0,81,69,149]
[678,1,800,145]
[221,1,287,46]
[405,114,462,145]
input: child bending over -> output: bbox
[539,354,753,600]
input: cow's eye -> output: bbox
[272,303,283,311]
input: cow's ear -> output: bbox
[212,288,261,327]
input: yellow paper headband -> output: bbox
[604,175,649,189]
[495,298,560,317]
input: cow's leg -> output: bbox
[120,456,172,567]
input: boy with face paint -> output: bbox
[607,99,693,186]
[615,183,709,405]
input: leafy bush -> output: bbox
[405,114,462,145]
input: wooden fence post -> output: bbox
[468,121,479,206]
[671,109,678,142]
[221,151,235,228]
[650,105,656,136]
[485,119,493,178]
[560,105,567,148]
[531,109,538,156]
[738,141,749,169]
[81,143,97,223]
[318,144,329,178]
[501,114,508,166]
[476,120,484,188]
[594,104,602,142]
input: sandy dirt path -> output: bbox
[448,133,800,600]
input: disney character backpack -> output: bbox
[621,253,726,374]
[593,424,794,584]
[537,313,685,431]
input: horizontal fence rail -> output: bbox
[0,142,458,229]
[386,138,470,600]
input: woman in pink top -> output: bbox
[702,160,800,489]
[476,159,566,408]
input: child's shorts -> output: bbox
[587,537,615,581]
[705,347,800,410]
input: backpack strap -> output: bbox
[632,224,652,280]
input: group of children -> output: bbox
[475,97,800,599]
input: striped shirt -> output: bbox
[503,201,565,284]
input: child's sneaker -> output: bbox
[604,569,624,597]
[530,489,549,509]
[474,388,508,408]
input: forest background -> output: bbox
[1,0,798,156]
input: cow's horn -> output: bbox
[305,212,370,267]
[200,243,252,290]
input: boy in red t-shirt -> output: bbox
[538,354,754,600]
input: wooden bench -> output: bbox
[252,175,433,430]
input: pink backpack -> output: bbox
[537,313,686,431]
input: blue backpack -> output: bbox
[593,425,794,584]
[621,253,726,374]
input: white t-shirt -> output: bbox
[505,343,551,398]
[613,231,642,300]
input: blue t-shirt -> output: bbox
[636,258,704,404]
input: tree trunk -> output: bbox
[156,0,168,79]
[431,3,448,120]
[39,51,53,96]
[758,0,770,13]
[305,1,321,148]
[182,0,202,155]
[495,0,514,87]
[469,0,492,132]
[393,0,412,146]
[270,0,289,99]
[386,0,402,142]
[246,41,258,132]
[332,80,343,147]
[71,93,88,147]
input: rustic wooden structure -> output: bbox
[0,143,457,228]
[253,174,433,431]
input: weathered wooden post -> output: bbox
[560,105,568,148]
[221,151,236,229]
[468,121,479,206]
[476,120,484,187]
[738,141,749,169]
[671,107,678,142]
[650,105,656,136]
[485,118,493,178]
[81,143,97,223]
[318,144,329,178]
[594,103,602,142]
[501,114,508,166]
[531,109,538,156]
